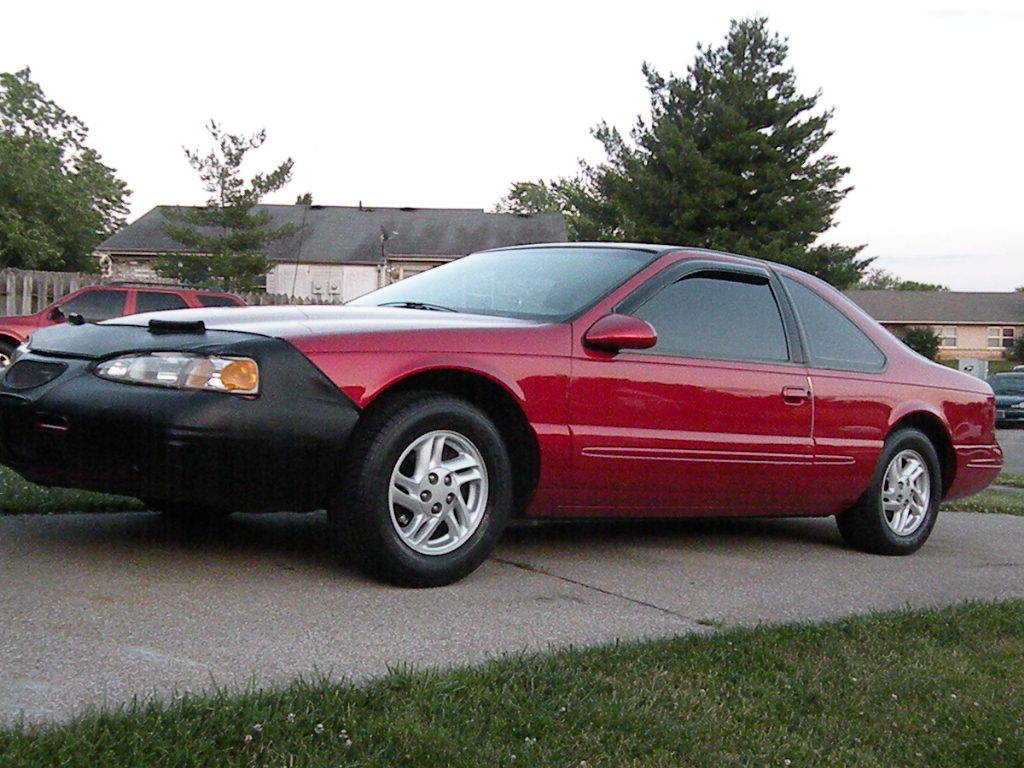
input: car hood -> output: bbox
[25,305,544,359]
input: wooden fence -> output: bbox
[0,268,342,314]
[237,292,343,306]
[2,269,94,315]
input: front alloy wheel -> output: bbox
[0,340,15,369]
[331,392,513,587]
[390,430,488,556]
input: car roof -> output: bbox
[477,241,777,268]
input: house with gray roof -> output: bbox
[845,290,1024,360]
[95,204,568,301]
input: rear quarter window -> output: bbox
[782,275,885,372]
[197,294,241,307]
[135,291,188,313]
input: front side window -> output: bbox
[631,273,789,363]
[988,327,1016,349]
[349,247,658,322]
[782,276,885,371]
[57,289,127,322]
[135,291,188,313]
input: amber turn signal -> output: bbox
[220,360,259,392]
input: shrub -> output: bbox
[899,326,941,360]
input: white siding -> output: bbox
[266,264,379,302]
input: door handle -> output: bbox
[782,386,810,404]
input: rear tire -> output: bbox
[330,392,513,587]
[836,427,941,555]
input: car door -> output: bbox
[567,261,820,516]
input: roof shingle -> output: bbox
[844,290,1024,324]
[96,204,568,265]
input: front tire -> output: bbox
[0,340,16,369]
[836,427,941,555]
[331,392,513,587]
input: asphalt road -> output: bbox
[2,509,1023,724]
[997,428,1024,475]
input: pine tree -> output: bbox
[155,121,297,292]
[497,18,870,287]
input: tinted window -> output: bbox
[58,289,126,322]
[198,294,239,307]
[136,291,188,313]
[782,276,885,371]
[632,274,789,362]
[349,247,657,321]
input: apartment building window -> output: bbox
[988,327,1016,349]
[935,326,957,348]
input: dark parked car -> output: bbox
[989,373,1024,427]
[0,283,245,367]
[0,245,1002,586]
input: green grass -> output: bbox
[0,464,141,514]
[1,601,1021,767]
[945,487,1024,516]
[996,472,1024,489]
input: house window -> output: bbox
[988,327,1016,349]
[935,326,957,348]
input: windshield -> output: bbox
[989,376,1024,396]
[349,247,658,321]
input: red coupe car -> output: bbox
[0,245,1002,586]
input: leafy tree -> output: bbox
[899,326,942,360]
[493,179,615,241]
[494,181,560,216]
[0,68,130,271]
[155,121,297,292]
[1006,336,1024,363]
[855,268,948,291]
[497,18,870,287]
[294,192,312,205]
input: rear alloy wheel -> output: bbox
[836,427,941,555]
[331,393,512,587]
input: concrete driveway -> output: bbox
[997,427,1024,475]
[1,510,1022,723]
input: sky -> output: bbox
[3,0,1022,289]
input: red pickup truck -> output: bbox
[0,283,244,366]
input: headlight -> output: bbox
[94,352,259,394]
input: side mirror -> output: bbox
[583,313,657,352]
[48,307,64,321]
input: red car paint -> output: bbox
[287,248,1001,519]
[0,284,244,346]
